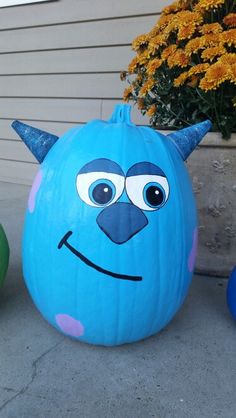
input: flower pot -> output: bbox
[186,132,236,277]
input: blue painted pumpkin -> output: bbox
[12,104,211,345]
[227,266,236,320]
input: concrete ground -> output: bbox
[0,181,236,418]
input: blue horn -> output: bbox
[12,120,59,163]
[167,120,212,161]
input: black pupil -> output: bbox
[92,182,113,205]
[146,185,164,207]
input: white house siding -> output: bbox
[0,0,169,184]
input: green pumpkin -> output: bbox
[0,225,9,288]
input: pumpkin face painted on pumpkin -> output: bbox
[12,104,211,345]
[0,224,9,288]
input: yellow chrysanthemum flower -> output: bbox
[132,34,149,52]
[201,46,226,62]
[123,86,133,102]
[173,63,209,88]
[162,0,189,14]
[199,78,217,91]
[200,33,220,48]
[162,11,202,39]
[147,104,157,117]
[147,58,163,75]
[185,37,203,56]
[163,21,179,37]
[223,13,236,28]
[218,53,236,65]
[167,48,190,68]
[128,57,139,74]
[137,50,150,65]
[220,29,236,47]
[173,71,189,87]
[195,0,225,12]
[152,34,168,46]
[176,10,203,25]
[139,78,156,97]
[148,34,167,55]
[156,14,174,29]
[199,62,232,91]
[185,34,222,57]
[200,23,223,34]
[188,63,210,76]
[178,22,197,40]
[148,26,160,38]
[162,1,181,15]
[161,44,178,60]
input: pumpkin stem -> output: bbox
[109,104,133,125]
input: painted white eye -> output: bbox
[126,175,169,211]
[76,172,125,207]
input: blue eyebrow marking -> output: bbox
[126,162,166,177]
[79,159,124,175]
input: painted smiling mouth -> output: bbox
[58,231,142,282]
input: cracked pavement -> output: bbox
[1,181,236,418]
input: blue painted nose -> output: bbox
[96,202,148,244]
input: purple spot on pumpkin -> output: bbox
[55,314,84,338]
[188,227,198,273]
[28,170,43,213]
